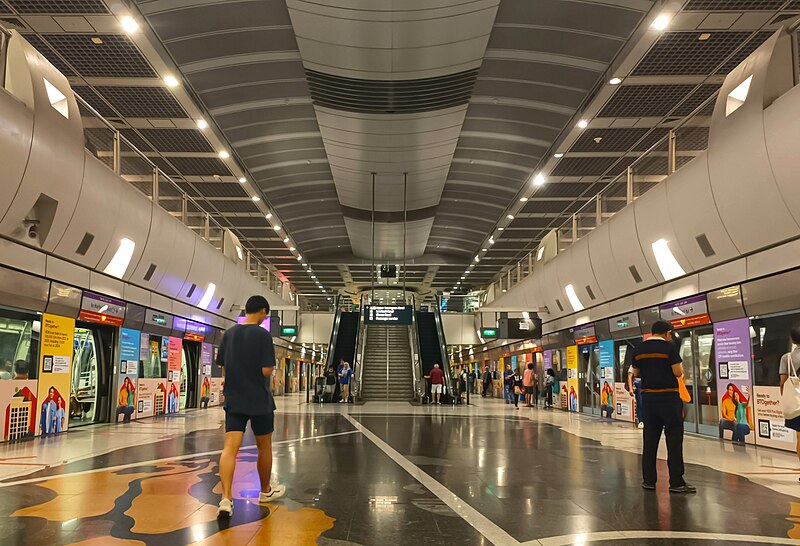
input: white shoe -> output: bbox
[259,484,286,503]
[217,498,233,518]
[638,422,644,429]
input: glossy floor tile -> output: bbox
[0,394,796,545]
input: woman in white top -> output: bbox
[779,328,800,481]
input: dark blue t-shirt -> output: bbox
[216,324,276,415]
[339,369,353,385]
[503,370,514,386]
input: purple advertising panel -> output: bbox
[543,350,552,370]
[713,318,754,445]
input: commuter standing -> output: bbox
[426,363,445,404]
[512,368,523,409]
[779,327,800,480]
[503,364,514,404]
[482,366,493,397]
[339,362,353,403]
[216,295,285,517]
[523,363,535,407]
[628,364,644,429]
[468,367,476,394]
[324,366,337,402]
[631,320,695,494]
[545,368,555,408]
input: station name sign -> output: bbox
[364,305,413,325]
[79,292,126,326]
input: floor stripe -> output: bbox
[527,530,799,545]
[343,414,523,546]
[0,429,360,488]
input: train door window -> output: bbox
[180,346,189,410]
[752,312,798,387]
[0,309,39,381]
[70,324,114,427]
[695,329,718,436]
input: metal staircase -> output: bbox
[360,325,414,401]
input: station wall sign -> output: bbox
[364,305,413,325]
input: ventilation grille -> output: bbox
[629,265,643,284]
[42,34,156,78]
[599,84,720,118]
[186,283,197,298]
[696,234,716,257]
[586,285,596,301]
[555,299,564,312]
[306,68,479,114]
[143,264,157,282]
[684,0,785,9]
[76,232,94,256]
[7,0,109,14]
[633,32,757,76]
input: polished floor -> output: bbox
[0,394,797,545]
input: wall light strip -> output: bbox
[652,239,685,281]
[103,238,136,279]
[565,284,585,312]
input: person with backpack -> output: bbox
[544,368,555,408]
[511,368,524,410]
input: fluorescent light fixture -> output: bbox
[218,150,230,159]
[609,77,622,85]
[120,16,139,33]
[163,75,179,88]
[565,284,585,312]
[482,248,487,252]
[251,196,261,202]
[498,227,504,231]
[198,282,216,309]
[474,255,480,262]
[554,153,564,158]
[726,75,753,117]
[533,173,545,187]
[507,214,514,220]
[103,238,136,278]
[537,246,545,261]
[651,239,685,280]
[502,289,507,293]
[238,177,246,183]
[43,79,69,118]
[489,237,495,245]
[520,197,528,202]
[577,119,589,129]
[651,13,670,31]
[196,119,208,130]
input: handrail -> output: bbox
[433,296,455,399]
[325,294,342,368]
[350,296,363,398]
[408,309,422,402]
[354,294,368,401]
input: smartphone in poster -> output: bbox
[136,378,168,418]
[754,386,796,450]
[116,328,140,423]
[614,383,634,422]
[713,319,755,445]
[36,314,75,437]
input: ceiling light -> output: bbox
[474,256,480,262]
[163,75,179,88]
[565,284,585,312]
[103,238,136,279]
[533,173,546,187]
[498,227,504,231]
[238,177,246,183]
[196,119,208,130]
[265,213,273,220]
[120,16,139,34]
[482,248,487,252]
[297,255,303,261]
[273,225,281,230]
[651,13,670,31]
[283,238,289,243]
[289,246,296,251]
[198,283,216,310]
[218,150,230,159]
[554,153,564,158]
[520,197,528,202]
[507,214,514,220]
[489,237,494,245]
[698,33,712,41]
[252,196,260,202]
[609,77,622,85]
[652,239,685,281]
[502,289,507,293]
[577,119,588,129]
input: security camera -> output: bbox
[23,219,40,240]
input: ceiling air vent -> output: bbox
[216,297,225,311]
[143,263,157,282]
[75,232,94,256]
[695,233,716,258]
[555,299,564,312]
[186,283,197,298]
[585,285,596,300]
[629,265,643,284]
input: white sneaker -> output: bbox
[217,498,233,518]
[638,422,644,429]
[259,484,286,503]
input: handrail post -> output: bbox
[626,165,634,204]
[181,193,188,224]
[113,130,121,175]
[596,194,603,226]
[152,166,159,204]
[204,213,210,241]
[571,214,578,243]
[668,129,677,174]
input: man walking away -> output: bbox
[631,320,695,494]
[503,364,514,404]
[216,295,286,517]
[426,363,445,404]
[482,366,492,397]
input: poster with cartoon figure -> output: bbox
[36,314,75,436]
[714,319,755,445]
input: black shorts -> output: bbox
[225,410,275,436]
[524,386,534,394]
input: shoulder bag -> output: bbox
[781,353,800,419]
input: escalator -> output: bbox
[416,305,454,402]
[330,310,360,369]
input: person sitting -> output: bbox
[13,360,29,380]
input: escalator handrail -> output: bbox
[433,296,455,398]
[325,294,342,368]
[354,293,368,401]
[409,308,423,401]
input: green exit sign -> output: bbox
[481,328,498,338]
[281,326,297,336]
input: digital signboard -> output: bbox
[364,306,413,325]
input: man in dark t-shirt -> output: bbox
[631,320,695,494]
[216,295,285,518]
[426,363,445,404]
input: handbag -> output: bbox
[677,376,691,403]
[514,386,522,395]
[781,353,800,419]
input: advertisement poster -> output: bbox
[199,343,213,409]
[209,378,224,407]
[754,386,796,451]
[598,340,615,418]
[566,345,579,412]
[135,378,169,418]
[714,319,755,445]
[166,337,182,414]
[1,380,38,441]
[614,383,634,422]
[116,328,140,423]
[37,314,75,436]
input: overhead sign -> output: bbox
[573,323,597,345]
[609,312,640,333]
[281,325,298,336]
[185,320,208,342]
[499,317,542,339]
[364,305,413,325]
[145,309,173,330]
[481,327,498,339]
[659,295,710,329]
[79,292,126,326]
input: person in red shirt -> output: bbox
[426,363,445,405]
[523,363,536,407]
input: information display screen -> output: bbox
[364,305,413,325]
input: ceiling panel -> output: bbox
[43,34,156,78]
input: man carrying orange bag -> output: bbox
[631,320,696,494]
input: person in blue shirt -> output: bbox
[339,362,353,403]
[503,364,514,404]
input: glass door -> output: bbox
[676,327,717,436]
[580,344,600,415]
[70,324,114,427]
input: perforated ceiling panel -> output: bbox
[683,0,785,9]
[599,84,719,118]
[43,34,156,78]
[138,129,214,153]
[6,0,108,13]
[162,157,231,177]
[23,33,75,76]
[93,86,188,118]
[634,32,757,76]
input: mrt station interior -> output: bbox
[0,0,799,544]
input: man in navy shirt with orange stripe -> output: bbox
[631,320,696,494]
